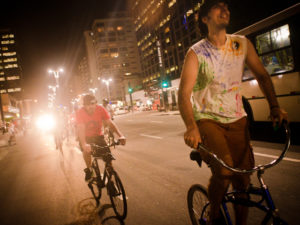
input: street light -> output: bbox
[102,78,112,101]
[48,68,64,85]
[89,88,98,95]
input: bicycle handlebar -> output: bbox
[192,120,291,174]
[90,140,120,150]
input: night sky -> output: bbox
[0,0,297,101]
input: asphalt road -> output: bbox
[0,111,299,225]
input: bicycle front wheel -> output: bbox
[107,170,127,219]
[88,160,102,206]
[188,184,210,225]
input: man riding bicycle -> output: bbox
[103,98,114,120]
[76,94,126,182]
[178,1,288,225]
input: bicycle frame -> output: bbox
[190,121,290,225]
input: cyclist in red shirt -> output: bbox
[76,94,126,182]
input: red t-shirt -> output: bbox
[76,105,110,136]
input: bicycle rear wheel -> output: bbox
[107,170,127,219]
[188,184,210,225]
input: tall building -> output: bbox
[0,29,23,120]
[127,0,201,109]
[90,11,143,102]
[0,29,22,96]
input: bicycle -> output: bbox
[87,140,127,220]
[187,121,290,225]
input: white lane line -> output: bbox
[140,134,163,139]
[254,152,300,163]
[150,121,163,123]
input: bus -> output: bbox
[235,3,300,144]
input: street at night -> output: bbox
[1,111,299,225]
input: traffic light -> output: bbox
[162,80,169,88]
[128,87,133,93]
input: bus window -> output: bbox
[255,24,294,75]
[243,24,294,80]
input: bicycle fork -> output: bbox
[257,170,283,225]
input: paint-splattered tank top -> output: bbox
[190,34,247,123]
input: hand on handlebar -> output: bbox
[270,107,288,128]
[118,136,126,145]
[184,127,202,149]
[83,143,92,154]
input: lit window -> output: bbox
[168,0,176,8]
[117,26,123,31]
[4,64,18,68]
[0,77,4,81]
[165,27,170,33]
[3,52,16,56]
[4,58,17,63]
[111,53,119,58]
[186,9,193,17]
[7,76,20,80]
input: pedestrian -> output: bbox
[178,1,288,225]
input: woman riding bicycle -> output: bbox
[178,1,287,224]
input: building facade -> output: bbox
[90,11,143,102]
[0,29,23,120]
[127,0,202,109]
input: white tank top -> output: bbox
[190,34,248,123]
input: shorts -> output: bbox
[196,117,254,173]
[79,135,110,154]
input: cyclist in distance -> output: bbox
[178,1,288,225]
[103,98,114,120]
[76,94,126,182]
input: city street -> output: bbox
[0,111,299,225]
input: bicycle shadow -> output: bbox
[63,198,125,225]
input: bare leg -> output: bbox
[232,175,250,225]
[83,150,92,168]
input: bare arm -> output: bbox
[77,123,92,153]
[103,119,126,145]
[178,49,201,149]
[245,39,288,124]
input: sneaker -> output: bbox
[84,168,93,182]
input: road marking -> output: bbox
[150,121,163,123]
[140,134,163,139]
[254,152,300,163]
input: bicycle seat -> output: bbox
[190,150,202,167]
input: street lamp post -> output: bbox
[89,88,98,98]
[48,68,64,86]
[102,78,112,101]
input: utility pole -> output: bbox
[128,82,133,112]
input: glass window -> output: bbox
[260,48,294,74]
[243,24,294,80]
[271,24,290,50]
[256,32,272,54]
